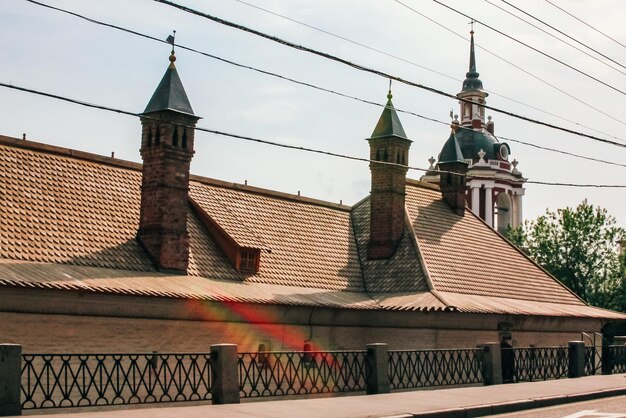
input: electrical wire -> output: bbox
[2,81,625,188]
[544,0,626,50]
[483,0,626,75]
[17,0,626,167]
[501,0,626,71]
[428,0,626,96]
[150,0,626,148]
[18,0,626,167]
[231,0,458,82]
[393,0,626,131]
[231,0,626,141]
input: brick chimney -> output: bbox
[137,49,200,273]
[437,133,468,216]
[366,91,412,259]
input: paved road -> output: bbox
[489,395,626,417]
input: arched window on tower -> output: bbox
[495,192,512,235]
[172,126,179,147]
[182,128,188,149]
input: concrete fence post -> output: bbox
[478,342,502,385]
[366,343,389,394]
[210,344,240,404]
[568,341,585,378]
[0,344,21,417]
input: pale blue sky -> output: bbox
[1,0,625,227]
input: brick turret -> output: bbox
[366,91,412,259]
[137,49,200,273]
[438,133,468,216]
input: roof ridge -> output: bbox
[189,174,353,212]
[0,134,142,171]
[404,206,452,307]
[406,177,441,191]
[0,134,353,213]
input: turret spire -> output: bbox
[461,28,484,93]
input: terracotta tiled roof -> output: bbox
[0,259,449,311]
[0,138,153,272]
[439,292,626,319]
[1,135,623,319]
[404,180,584,306]
[0,135,363,292]
[190,181,364,291]
[351,198,429,293]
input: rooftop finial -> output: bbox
[460,23,483,92]
[387,79,393,100]
[166,30,177,66]
[468,23,477,74]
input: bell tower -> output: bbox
[422,30,526,232]
[137,47,200,273]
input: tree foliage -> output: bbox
[507,200,624,311]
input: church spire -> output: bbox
[461,29,484,93]
[457,29,488,128]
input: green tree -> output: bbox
[508,200,624,311]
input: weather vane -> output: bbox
[166,30,176,53]
[468,20,475,33]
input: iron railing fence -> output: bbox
[584,346,601,376]
[603,345,626,374]
[388,349,483,390]
[507,347,568,382]
[21,353,212,410]
[237,350,367,398]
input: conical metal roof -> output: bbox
[461,31,484,93]
[439,132,466,164]
[369,92,409,140]
[143,53,195,116]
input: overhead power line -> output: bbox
[151,0,626,149]
[23,0,626,167]
[2,81,625,188]
[428,0,626,96]
[231,0,457,82]
[544,0,626,51]
[392,0,626,130]
[483,0,626,75]
[500,0,626,71]
[231,0,626,141]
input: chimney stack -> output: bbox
[137,49,200,273]
[438,134,468,216]
[366,91,412,259]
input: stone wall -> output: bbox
[0,312,593,354]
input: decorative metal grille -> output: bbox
[509,347,568,382]
[388,349,483,390]
[584,346,601,376]
[21,353,212,409]
[238,350,367,397]
[603,345,626,374]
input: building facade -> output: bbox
[1,46,624,355]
